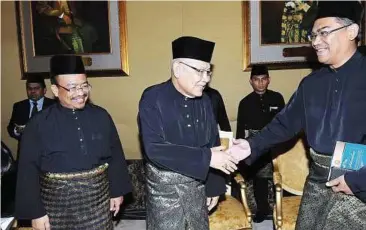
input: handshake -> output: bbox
[209,131,251,174]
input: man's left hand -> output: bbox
[110,196,124,216]
[326,175,354,195]
[207,196,219,211]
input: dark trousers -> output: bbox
[253,177,271,214]
[233,153,273,215]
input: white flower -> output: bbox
[285,1,296,9]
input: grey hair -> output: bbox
[335,17,362,41]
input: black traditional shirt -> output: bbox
[204,87,231,132]
[236,90,285,139]
[247,51,366,198]
[138,80,226,197]
[15,103,132,219]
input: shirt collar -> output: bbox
[29,97,44,105]
[56,102,88,114]
[329,50,362,73]
[253,90,268,98]
[167,79,192,101]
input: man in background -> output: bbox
[236,65,285,223]
[7,77,55,142]
[204,86,231,131]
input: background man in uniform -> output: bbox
[236,65,285,223]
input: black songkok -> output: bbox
[172,36,215,63]
[50,55,86,83]
[301,1,364,29]
[250,65,269,78]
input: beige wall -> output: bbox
[1,1,311,159]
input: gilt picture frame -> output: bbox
[242,1,366,71]
[16,1,129,79]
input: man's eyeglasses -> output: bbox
[57,82,92,94]
[308,24,352,42]
[179,62,212,77]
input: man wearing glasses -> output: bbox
[138,36,247,229]
[231,1,366,229]
[15,55,132,230]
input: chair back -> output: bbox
[273,138,310,195]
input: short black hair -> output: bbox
[26,76,46,88]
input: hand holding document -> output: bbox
[15,123,26,134]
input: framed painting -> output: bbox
[242,1,366,71]
[16,1,129,79]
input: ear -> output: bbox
[50,85,59,97]
[267,76,271,85]
[172,61,181,79]
[347,24,359,41]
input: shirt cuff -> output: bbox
[344,168,364,194]
[14,127,20,136]
[244,138,258,165]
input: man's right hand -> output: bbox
[228,139,251,161]
[210,146,238,174]
[32,215,50,230]
[15,124,25,135]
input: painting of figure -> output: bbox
[31,1,111,55]
[260,1,314,45]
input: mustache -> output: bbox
[71,94,88,100]
[314,45,328,49]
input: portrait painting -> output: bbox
[16,1,129,78]
[31,1,110,55]
[242,1,366,71]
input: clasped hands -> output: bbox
[210,139,251,174]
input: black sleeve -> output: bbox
[107,114,132,198]
[236,101,247,139]
[205,168,226,197]
[344,166,366,200]
[205,117,226,197]
[277,93,286,110]
[7,104,20,140]
[15,119,46,219]
[216,92,231,132]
